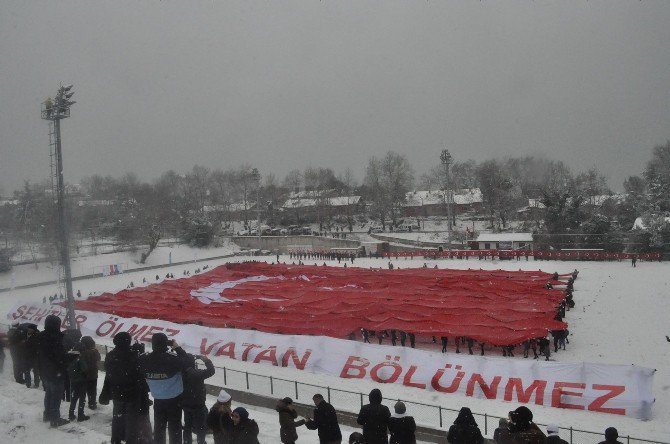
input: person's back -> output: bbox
[493,418,512,444]
[182,354,216,444]
[545,424,568,444]
[182,354,215,407]
[388,402,416,444]
[357,389,391,444]
[507,406,545,444]
[139,334,189,444]
[446,407,483,444]
[597,427,623,444]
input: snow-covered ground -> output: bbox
[1,251,668,442]
[0,366,415,444]
[3,240,243,289]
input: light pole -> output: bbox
[41,85,77,328]
[440,149,453,250]
[252,168,262,244]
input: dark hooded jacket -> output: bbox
[37,315,68,382]
[104,332,146,404]
[80,336,101,381]
[446,408,484,444]
[181,354,215,407]
[218,413,260,444]
[357,389,391,444]
[276,399,306,443]
[508,406,546,444]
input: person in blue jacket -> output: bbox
[139,333,190,444]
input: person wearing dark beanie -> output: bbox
[508,406,546,444]
[598,427,623,444]
[139,333,190,444]
[217,406,260,443]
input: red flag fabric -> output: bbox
[75,262,567,345]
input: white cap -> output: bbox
[546,424,559,435]
[217,390,231,403]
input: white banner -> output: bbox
[7,303,655,420]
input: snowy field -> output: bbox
[1,251,668,442]
[0,368,408,444]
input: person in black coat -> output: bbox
[446,407,483,444]
[38,314,70,427]
[22,325,41,388]
[218,407,260,444]
[182,354,215,444]
[388,401,416,444]
[305,393,343,444]
[7,323,26,383]
[546,424,568,444]
[105,332,152,444]
[598,427,624,444]
[357,388,391,444]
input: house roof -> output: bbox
[475,233,534,242]
[281,196,361,209]
[632,216,670,230]
[404,188,483,207]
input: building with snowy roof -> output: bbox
[403,188,483,216]
[475,232,533,250]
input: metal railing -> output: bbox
[1,326,665,444]
[201,362,668,444]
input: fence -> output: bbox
[1,326,666,443]
[382,249,662,261]
[194,360,667,444]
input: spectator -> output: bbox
[349,432,365,444]
[37,315,69,427]
[305,393,343,444]
[598,427,624,444]
[218,407,260,444]
[388,401,416,444]
[546,424,568,444]
[507,406,545,444]
[105,332,152,444]
[66,344,89,422]
[357,388,391,444]
[80,336,100,410]
[7,323,26,383]
[207,390,233,444]
[139,334,190,444]
[276,397,306,444]
[23,325,41,388]
[182,354,215,444]
[493,418,511,444]
[446,407,483,444]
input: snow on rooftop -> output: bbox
[404,188,482,207]
[475,232,534,242]
[632,216,670,230]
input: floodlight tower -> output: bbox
[440,149,453,249]
[41,85,77,328]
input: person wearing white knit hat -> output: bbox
[546,424,568,444]
[207,390,233,444]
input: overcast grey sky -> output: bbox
[1,1,668,194]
